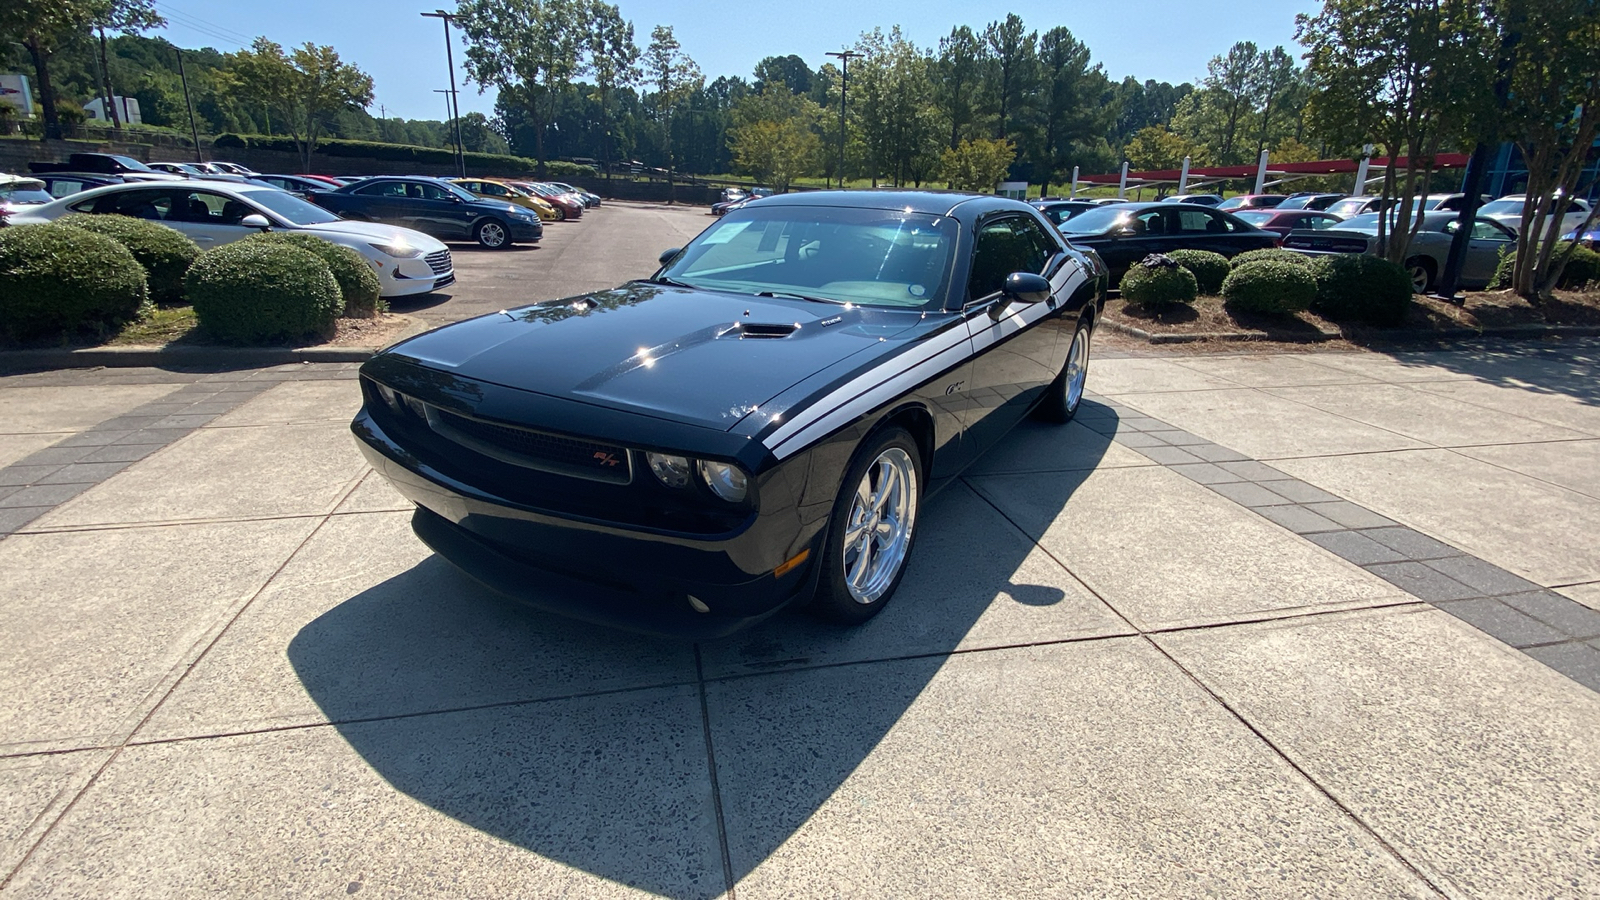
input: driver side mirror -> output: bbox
[1112,225,1138,238]
[1003,272,1052,305]
[658,247,682,266]
[240,214,270,231]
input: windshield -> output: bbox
[106,154,156,172]
[659,206,958,309]
[1059,207,1131,234]
[1234,211,1274,226]
[245,189,342,225]
[1480,199,1524,216]
[1326,199,1373,217]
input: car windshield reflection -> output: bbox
[659,207,958,309]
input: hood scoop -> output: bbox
[726,321,800,340]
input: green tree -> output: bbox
[940,137,1015,191]
[457,0,587,175]
[1489,0,1600,299]
[730,118,820,191]
[931,25,990,151]
[983,13,1037,141]
[1034,26,1111,195]
[752,54,812,95]
[643,24,702,198]
[89,0,162,129]
[227,39,375,171]
[1124,125,1200,172]
[850,27,940,186]
[585,0,639,178]
[1298,0,1493,265]
[0,0,103,137]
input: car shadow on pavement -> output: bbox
[1380,338,1600,406]
[288,404,1116,897]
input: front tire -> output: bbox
[811,427,922,625]
[1405,257,1435,293]
[1034,316,1092,423]
[475,219,510,249]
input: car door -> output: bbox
[960,214,1071,458]
[1463,218,1515,286]
[411,181,474,239]
[81,186,178,223]
[163,189,262,248]
[349,180,412,226]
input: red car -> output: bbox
[1231,209,1346,237]
[511,181,584,220]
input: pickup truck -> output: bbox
[28,153,180,182]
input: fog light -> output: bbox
[647,452,691,488]
[697,460,748,503]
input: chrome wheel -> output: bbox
[1064,324,1091,412]
[841,446,919,604]
[477,221,508,248]
[1407,260,1432,293]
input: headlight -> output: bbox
[647,452,691,489]
[697,460,748,503]
[369,242,423,259]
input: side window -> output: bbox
[1471,219,1513,241]
[967,217,1055,301]
[356,182,404,198]
[480,183,507,197]
[1132,209,1166,235]
[92,189,174,220]
[49,179,89,198]
[1176,209,1213,233]
[418,183,456,202]
[1309,215,1341,230]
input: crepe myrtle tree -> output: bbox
[1297,0,1494,268]
[643,24,702,202]
[1489,0,1600,301]
[941,137,1015,192]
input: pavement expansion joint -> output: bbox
[1084,391,1600,695]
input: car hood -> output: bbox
[381,283,918,431]
[299,219,449,252]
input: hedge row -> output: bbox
[0,225,150,339]
[211,133,597,178]
[1118,249,1413,324]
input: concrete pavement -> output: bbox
[1,203,1599,897]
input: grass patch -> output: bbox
[109,304,197,345]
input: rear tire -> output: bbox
[474,219,510,249]
[810,427,922,625]
[1034,316,1093,423]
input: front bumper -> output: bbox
[509,220,544,242]
[351,407,822,639]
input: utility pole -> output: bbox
[173,45,203,163]
[421,10,468,178]
[825,50,859,189]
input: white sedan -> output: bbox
[10,180,454,297]
[1479,194,1593,238]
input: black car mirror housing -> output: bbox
[1003,272,1052,304]
[659,247,683,266]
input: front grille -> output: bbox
[425,249,452,274]
[1283,235,1370,254]
[427,406,633,484]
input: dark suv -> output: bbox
[307,176,543,249]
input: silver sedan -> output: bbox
[1282,211,1516,292]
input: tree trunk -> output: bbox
[98,28,121,130]
[24,39,61,140]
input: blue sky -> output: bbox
[152,0,1323,122]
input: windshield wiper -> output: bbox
[648,276,698,289]
[755,290,843,305]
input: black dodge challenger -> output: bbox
[352,190,1107,637]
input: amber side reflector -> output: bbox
[773,548,811,578]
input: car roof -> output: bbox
[753,189,1030,218]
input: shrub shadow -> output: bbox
[287,403,1116,895]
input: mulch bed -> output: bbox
[1102,289,1600,349]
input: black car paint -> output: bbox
[353,190,1105,637]
[1061,201,1280,282]
[308,176,542,244]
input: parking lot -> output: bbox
[2,202,1599,898]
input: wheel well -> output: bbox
[878,405,935,479]
[1406,256,1436,273]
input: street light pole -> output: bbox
[825,50,859,189]
[422,10,467,178]
[173,46,203,164]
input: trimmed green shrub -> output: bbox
[0,224,149,339]
[185,242,341,343]
[239,231,383,317]
[1119,253,1199,307]
[1221,259,1317,314]
[1166,249,1230,294]
[1493,245,1600,290]
[1309,255,1412,326]
[1230,248,1312,269]
[56,213,200,303]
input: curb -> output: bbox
[1103,317,1600,346]
[0,315,431,373]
